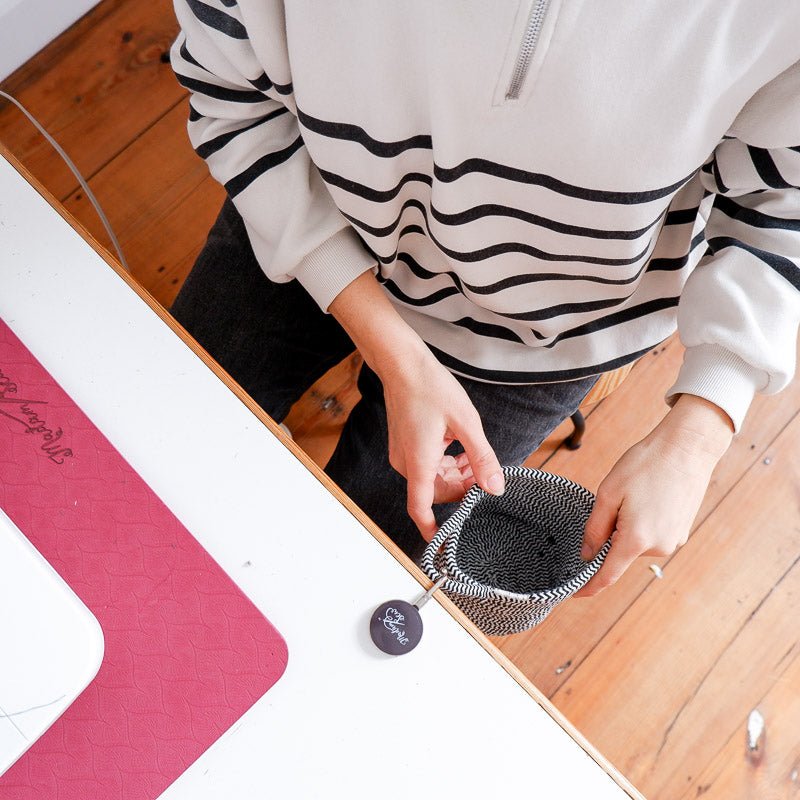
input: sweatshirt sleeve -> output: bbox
[169,0,377,312]
[666,59,800,432]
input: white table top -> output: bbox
[0,508,104,775]
[0,153,640,799]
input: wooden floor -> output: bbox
[3,4,799,797]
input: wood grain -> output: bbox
[283,353,364,467]
[499,339,683,687]
[550,413,800,798]
[500,338,800,705]
[0,0,182,201]
[583,360,636,406]
[682,650,800,800]
[61,100,224,307]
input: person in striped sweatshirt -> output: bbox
[168,1,800,594]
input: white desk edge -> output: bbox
[0,151,643,800]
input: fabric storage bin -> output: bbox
[420,465,612,636]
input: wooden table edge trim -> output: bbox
[0,144,644,800]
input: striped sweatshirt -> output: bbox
[170,1,800,431]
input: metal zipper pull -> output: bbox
[506,0,552,101]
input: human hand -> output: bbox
[574,394,734,597]
[327,270,504,539]
[378,343,505,540]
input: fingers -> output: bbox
[576,483,628,597]
[405,448,483,538]
[405,441,444,541]
[453,413,505,496]
[581,487,620,560]
[390,398,501,539]
[574,532,641,597]
[433,472,470,504]
[393,445,475,539]
[406,473,437,540]
[433,453,477,504]
[577,489,659,597]
[455,454,475,488]
[453,451,471,471]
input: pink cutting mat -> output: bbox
[0,318,289,799]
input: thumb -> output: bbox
[582,487,619,560]
[454,413,505,496]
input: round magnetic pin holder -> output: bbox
[370,600,423,655]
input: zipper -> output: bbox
[505,0,551,100]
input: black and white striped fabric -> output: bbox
[169,1,800,432]
[420,466,612,637]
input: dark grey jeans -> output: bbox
[169,199,598,562]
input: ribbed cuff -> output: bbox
[665,343,767,433]
[292,227,378,313]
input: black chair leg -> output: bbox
[565,411,585,450]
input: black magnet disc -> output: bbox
[369,599,423,655]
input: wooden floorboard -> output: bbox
[61,99,224,307]
[499,341,800,698]
[499,338,687,694]
[0,0,181,201]
[283,353,364,468]
[550,413,800,797]
[683,649,800,800]
[3,4,799,797]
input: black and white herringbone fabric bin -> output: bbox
[420,465,612,637]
